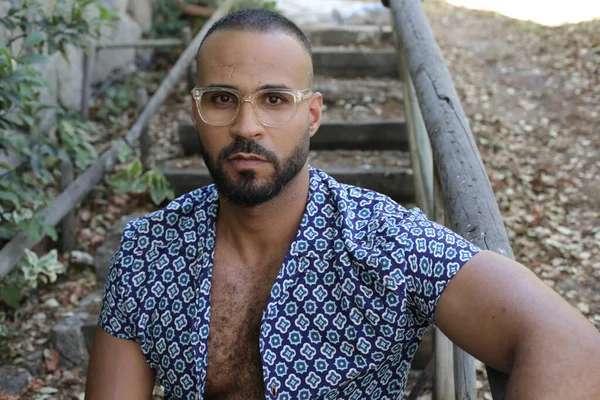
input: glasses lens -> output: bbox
[255,91,296,126]
[200,90,239,125]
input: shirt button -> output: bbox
[270,384,277,398]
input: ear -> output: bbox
[307,92,323,138]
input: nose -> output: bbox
[229,100,264,140]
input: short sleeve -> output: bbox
[383,208,481,326]
[97,219,142,342]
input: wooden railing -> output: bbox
[385,0,515,399]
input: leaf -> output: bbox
[23,31,45,47]
[43,224,57,241]
[131,179,147,193]
[0,191,19,206]
[1,285,22,309]
[0,225,14,239]
[128,159,143,177]
[18,53,48,65]
[0,18,16,30]
[26,221,42,243]
[3,74,26,84]
[44,349,60,372]
[99,6,119,21]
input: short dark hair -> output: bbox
[197,8,312,60]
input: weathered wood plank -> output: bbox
[182,27,194,91]
[0,0,237,279]
[312,47,398,78]
[60,159,77,253]
[435,328,456,400]
[137,88,151,171]
[454,346,476,400]
[389,0,514,398]
[0,148,118,279]
[178,119,408,155]
[162,162,415,202]
[97,38,183,49]
[305,25,393,47]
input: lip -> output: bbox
[228,153,267,162]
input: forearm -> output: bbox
[506,315,600,399]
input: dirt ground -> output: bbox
[426,1,600,323]
[1,1,599,399]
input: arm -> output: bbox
[85,326,155,400]
[435,250,600,399]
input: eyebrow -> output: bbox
[205,83,293,91]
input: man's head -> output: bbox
[192,9,322,208]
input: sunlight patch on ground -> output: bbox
[445,0,600,25]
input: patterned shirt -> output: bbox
[99,166,480,400]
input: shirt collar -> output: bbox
[197,166,341,265]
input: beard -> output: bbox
[200,130,309,208]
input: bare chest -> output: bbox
[204,253,283,399]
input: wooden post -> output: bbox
[389,0,514,398]
[81,41,96,121]
[60,159,76,253]
[454,347,477,400]
[137,88,151,171]
[435,328,456,400]
[393,11,455,400]
[182,26,194,90]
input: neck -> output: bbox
[215,165,310,263]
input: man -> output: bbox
[86,9,600,400]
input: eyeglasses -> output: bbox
[191,86,313,127]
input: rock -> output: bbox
[93,14,142,84]
[21,350,44,375]
[55,44,85,110]
[0,364,31,395]
[38,386,59,394]
[70,250,95,267]
[127,0,153,33]
[577,302,590,314]
[44,298,60,308]
[94,213,144,283]
[35,51,60,130]
[79,290,104,309]
[50,312,96,369]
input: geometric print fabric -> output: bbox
[99,166,480,399]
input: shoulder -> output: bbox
[106,184,217,286]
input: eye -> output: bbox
[268,95,283,104]
[263,92,289,106]
[211,92,235,104]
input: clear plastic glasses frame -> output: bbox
[191,86,313,127]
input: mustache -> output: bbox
[218,139,278,164]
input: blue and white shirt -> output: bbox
[99,166,480,399]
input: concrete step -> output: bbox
[313,47,398,78]
[305,25,393,47]
[313,76,403,102]
[177,119,408,155]
[162,151,414,203]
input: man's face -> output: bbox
[193,30,322,207]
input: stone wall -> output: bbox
[0,0,154,125]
